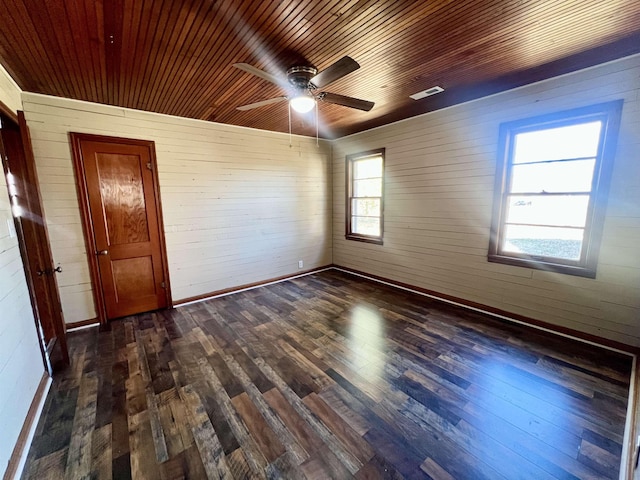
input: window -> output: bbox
[346,148,384,244]
[488,101,623,278]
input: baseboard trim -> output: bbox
[333,265,639,355]
[66,318,99,331]
[173,265,333,307]
[3,373,52,480]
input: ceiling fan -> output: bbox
[233,56,374,114]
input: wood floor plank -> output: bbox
[355,454,405,479]
[128,410,161,480]
[318,386,371,436]
[225,448,253,480]
[250,352,363,474]
[24,447,67,480]
[179,384,234,479]
[157,397,186,458]
[196,354,269,477]
[63,372,98,479]
[90,424,112,480]
[204,349,309,466]
[300,444,355,480]
[577,439,619,479]
[135,331,170,464]
[303,392,375,465]
[20,270,632,480]
[263,387,324,456]
[27,386,79,460]
[420,457,456,480]
[230,392,286,463]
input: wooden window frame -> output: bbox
[488,100,623,278]
[346,148,385,245]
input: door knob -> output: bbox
[96,250,109,256]
[53,265,62,273]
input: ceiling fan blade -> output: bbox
[233,63,288,88]
[310,56,360,89]
[236,96,288,111]
[320,92,374,112]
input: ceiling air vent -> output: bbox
[409,86,444,100]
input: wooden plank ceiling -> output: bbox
[1,0,639,138]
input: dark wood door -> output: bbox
[0,111,69,366]
[71,134,169,320]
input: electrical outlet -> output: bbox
[298,260,303,269]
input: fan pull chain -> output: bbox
[315,101,319,147]
[288,102,292,148]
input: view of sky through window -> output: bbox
[503,121,602,260]
[351,156,383,237]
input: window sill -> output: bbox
[488,254,596,278]
[346,234,383,245]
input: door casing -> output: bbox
[70,133,172,323]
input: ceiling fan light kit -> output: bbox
[289,93,316,113]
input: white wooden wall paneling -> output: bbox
[333,54,640,347]
[22,93,332,322]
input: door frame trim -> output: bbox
[69,133,172,324]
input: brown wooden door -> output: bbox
[71,134,169,320]
[0,111,69,366]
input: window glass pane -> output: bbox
[354,157,382,179]
[506,195,589,228]
[511,159,595,193]
[353,216,381,236]
[513,121,601,164]
[502,225,583,260]
[352,198,381,217]
[353,178,382,197]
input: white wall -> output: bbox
[0,65,45,478]
[21,94,333,323]
[333,54,640,347]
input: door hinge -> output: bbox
[146,162,153,171]
[161,281,166,289]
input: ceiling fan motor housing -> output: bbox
[287,66,318,90]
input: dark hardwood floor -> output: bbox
[21,269,633,479]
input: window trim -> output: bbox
[346,148,385,245]
[488,101,623,278]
